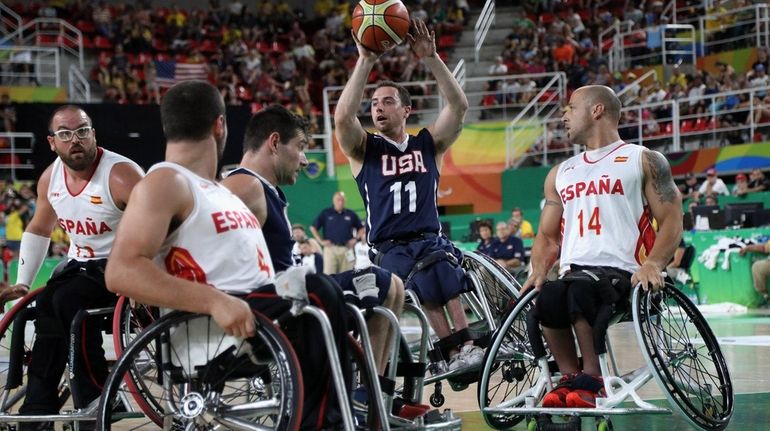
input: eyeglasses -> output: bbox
[51,126,92,141]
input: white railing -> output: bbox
[698,4,770,55]
[474,0,495,64]
[610,23,695,72]
[68,65,91,102]
[0,133,35,181]
[504,72,567,168]
[0,46,60,87]
[0,3,22,43]
[662,0,677,24]
[617,69,659,106]
[8,18,85,70]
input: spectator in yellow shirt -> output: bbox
[509,207,535,239]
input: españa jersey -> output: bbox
[355,129,442,245]
[151,162,274,293]
[48,147,143,261]
[555,141,655,274]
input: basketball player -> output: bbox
[220,106,426,418]
[525,85,682,408]
[105,82,350,430]
[334,19,481,370]
[12,105,143,430]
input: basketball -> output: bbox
[351,0,411,53]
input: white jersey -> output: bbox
[150,162,275,293]
[555,141,655,274]
[48,148,143,261]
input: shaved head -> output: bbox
[576,85,621,123]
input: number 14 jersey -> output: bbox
[555,141,656,274]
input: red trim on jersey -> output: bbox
[634,206,657,264]
[65,147,104,197]
[165,247,208,284]
[582,142,628,164]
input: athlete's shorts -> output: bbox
[331,266,391,308]
[375,235,468,306]
[534,265,632,329]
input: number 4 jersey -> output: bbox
[355,129,442,245]
[555,141,656,274]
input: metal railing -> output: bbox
[4,17,85,70]
[68,64,91,102]
[504,72,567,168]
[474,0,495,64]
[0,3,21,42]
[609,23,696,72]
[617,69,659,106]
[0,133,35,181]
[698,4,770,55]
[0,46,60,87]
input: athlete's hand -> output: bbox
[351,30,381,61]
[521,272,547,295]
[406,19,436,59]
[0,284,28,305]
[631,262,665,292]
[209,294,255,338]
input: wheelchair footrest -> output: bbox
[483,405,672,417]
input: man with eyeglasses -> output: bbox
[11,105,143,430]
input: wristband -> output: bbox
[16,232,51,287]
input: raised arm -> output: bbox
[522,165,563,292]
[633,150,683,290]
[409,19,468,155]
[334,33,380,173]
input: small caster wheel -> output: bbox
[429,392,445,407]
[597,418,613,431]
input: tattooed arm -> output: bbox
[633,149,684,290]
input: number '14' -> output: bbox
[577,207,602,236]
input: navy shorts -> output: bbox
[376,236,467,306]
[331,266,392,308]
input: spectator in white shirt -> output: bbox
[695,168,730,200]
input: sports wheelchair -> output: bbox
[374,250,522,417]
[477,279,734,431]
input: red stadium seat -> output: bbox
[680,119,694,133]
[94,36,113,50]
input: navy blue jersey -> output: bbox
[493,236,525,261]
[477,239,496,257]
[312,207,363,245]
[226,168,295,272]
[355,129,442,245]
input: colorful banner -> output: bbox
[0,86,67,102]
[668,142,770,176]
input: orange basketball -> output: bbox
[351,0,410,53]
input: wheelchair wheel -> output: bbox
[0,289,70,413]
[478,290,547,429]
[97,310,303,430]
[462,251,521,324]
[111,296,163,425]
[633,284,733,431]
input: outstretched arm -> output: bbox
[334,32,380,175]
[522,165,563,292]
[409,19,468,155]
[633,150,683,290]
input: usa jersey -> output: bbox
[225,168,294,272]
[48,147,143,261]
[151,162,274,293]
[555,141,655,274]
[355,129,442,245]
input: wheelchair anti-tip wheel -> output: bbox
[97,310,304,431]
[634,284,733,431]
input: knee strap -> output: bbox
[405,250,459,287]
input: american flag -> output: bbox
[154,61,208,88]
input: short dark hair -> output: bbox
[48,105,90,132]
[375,80,411,107]
[242,104,308,153]
[160,81,225,142]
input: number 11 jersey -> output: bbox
[555,141,656,274]
[355,129,442,245]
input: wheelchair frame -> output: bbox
[478,284,734,431]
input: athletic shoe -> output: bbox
[447,352,467,371]
[565,373,606,408]
[541,373,576,408]
[392,397,431,420]
[458,344,484,367]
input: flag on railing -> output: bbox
[154,61,208,88]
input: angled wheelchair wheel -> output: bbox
[633,284,733,431]
[0,289,70,413]
[98,310,303,431]
[478,290,547,429]
[462,251,522,324]
[111,296,163,425]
